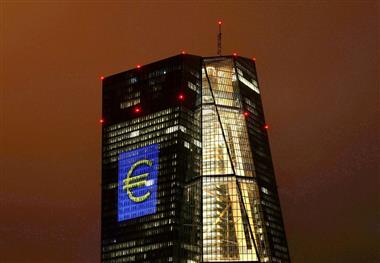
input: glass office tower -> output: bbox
[101,54,290,263]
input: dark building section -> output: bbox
[101,54,290,263]
[235,57,291,262]
[102,55,203,262]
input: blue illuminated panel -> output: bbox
[118,144,159,221]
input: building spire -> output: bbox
[217,20,222,56]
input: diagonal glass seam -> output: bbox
[235,180,262,263]
[233,58,270,262]
[228,58,262,262]
[203,62,236,176]
[203,61,262,262]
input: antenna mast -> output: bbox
[217,20,222,56]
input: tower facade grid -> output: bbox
[101,54,290,263]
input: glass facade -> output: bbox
[101,54,290,263]
[201,57,269,262]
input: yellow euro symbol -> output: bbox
[123,159,153,203]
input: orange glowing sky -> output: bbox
[1,2,379,263]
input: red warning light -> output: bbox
[181,50,186,54]
[233,52,238,56]
[252,57,256,61]
[178,93,185,101]
[243,111,249,117]
[137,64,141,69]
[99,118,104,124]
[218,20,222,25]
[100,76,105,80]
[134,107,141,113]
[264,124,269,130]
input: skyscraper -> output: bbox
[101,54,290,263]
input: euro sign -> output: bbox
[123,159,153,203]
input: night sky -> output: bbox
[1,1,379,263]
